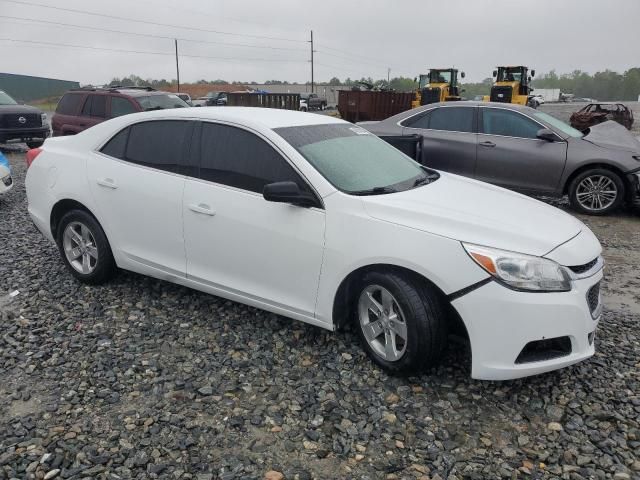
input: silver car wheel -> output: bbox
[575,175,618,212]
[63,221,98,274]
[358,285,408,361]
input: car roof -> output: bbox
[112,106,345,129]
[66,88,172,98]
[416,101,534,112]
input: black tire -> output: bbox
[353,271,447,373]
[56,209,116,284]
[26,140,44,149]
[568,168,625,215]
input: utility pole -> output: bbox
[175,39,180,93]
[387,68,391,83]
[310,30,314,93]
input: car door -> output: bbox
[476,107,568,193]
[78,94,108,131]
[87,119,191,276]
[401,106,478,177]
[182,121,326,319]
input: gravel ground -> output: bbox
[1,139,639,480]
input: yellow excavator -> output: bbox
[411,68,465,108]
[488,66,537,106]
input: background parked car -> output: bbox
[176,93,192,106]
[570,103,634,131]
[51,86,189,136]
[0,90,50,148]
[300,93,327,111]
[361,101,640,215]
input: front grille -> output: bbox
[0,113,42,128]
[587,282,600,316]
[420,87,441,105]
[568,258,598,274]
[490,86,512,103]
[515,336,572,364]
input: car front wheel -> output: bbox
[57,209,115,284]
[354,271,447,373]
[568,168,625,215]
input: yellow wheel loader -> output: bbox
[489,66,537,107]
[411,68,465,108]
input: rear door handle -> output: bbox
[479,141,496,147]
[97,178,118,189]
[188,203,216,216]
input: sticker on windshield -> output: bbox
[349,126,371,135]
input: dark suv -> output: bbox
[52,86,189,136]
[0,90,50,148]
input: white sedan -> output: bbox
[25,107,603,380]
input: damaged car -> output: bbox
[570,103,634,131]
[362,102,640,215]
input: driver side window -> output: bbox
[481,108,541,139]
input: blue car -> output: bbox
[0,151,13,194]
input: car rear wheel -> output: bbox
[354,271,447,373]
[568,168,625,215]
[57,209,115,284]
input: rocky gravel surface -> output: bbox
[1,148,639,480]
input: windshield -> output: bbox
[0,91,18,105]
[497,68,523,82]
[429,70,452,84]
[534,111,584,138]
[275,124,434,194]
[136,94,188,111]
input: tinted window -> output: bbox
[110,96,137,117]
[100,127,129,159]
[81,95,107,118]
[135,94,188,111]
[56,93,83,114]
[403,111,431,129]
[125,121,188,173]
[481,108,541,139]
[428,107,475,133]
[199,123,310,194]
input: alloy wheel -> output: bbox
[575,175,618,212]
[358,285,408,361]
[63,221,99,274]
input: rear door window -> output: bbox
[198,122,312,194]
[100,127,129,159]
[402,111,432,129]
[81,94,107,118]
[428,107,475,133]
[56,93,84,115]
[481,108,541,139]
[124,120,189,173]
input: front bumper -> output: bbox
[452,270,603,380]
[0,126,50,143]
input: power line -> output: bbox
[0,0,307,43]
[0,38,308,63]
[0,15,308,52]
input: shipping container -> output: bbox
[226,92,300,110]
[338,91,414,123]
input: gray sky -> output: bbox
[1,0,638,85]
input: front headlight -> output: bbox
[462,243,572,292]
[41,113,47,123]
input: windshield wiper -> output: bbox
[350,186,397,196]
[413,170,440,188]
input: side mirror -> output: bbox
[537,128,557,142]
[528,76,532,82]
[531,69,536,77]
[263,181,318,208]
[461,71,466,79]
[492,70,497,78]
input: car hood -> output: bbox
[581,120,640,154]
[360,172,585,258]
[0,104,43,115]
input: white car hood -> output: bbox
[361,172,585,257]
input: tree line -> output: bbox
[108,68,640,101]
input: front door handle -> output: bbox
[97,178,118,189]
[479,140,496,147]
[188,203,216,216]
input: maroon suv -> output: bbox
[51,86,189,136]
